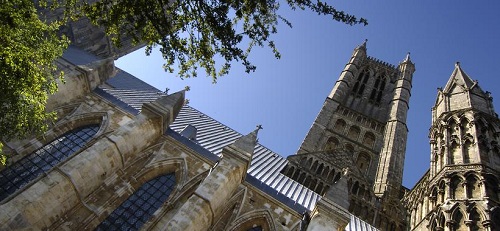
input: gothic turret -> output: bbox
[405,63,500,231]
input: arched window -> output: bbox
[345,144,354,155]
[466,175,481,199]
[369,75,386,104]
[0,124,100,201]
[352,70,370,97]
[333,119,347,134]
[450,175,463,199]
[469,208,483,231]
[362,132,376,148]
[95,173,176,230]
[324,137,339,151]
[356,152,371,174]
[451,209,465,231]
[348,126,361,141]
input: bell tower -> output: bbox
[281,41,414,230]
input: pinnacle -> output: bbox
[230,125,260,156]
[357,39,368,50]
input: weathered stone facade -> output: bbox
[284,42,413,230]
[1,12,499,230]
[403,63,500,231]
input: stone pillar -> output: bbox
[158,129,258,231]
[445,178,451,200]
[0,91,185,230]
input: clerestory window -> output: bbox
[0,124,100,201]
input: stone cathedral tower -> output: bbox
[281,41,414,230]
[404,63,500,231]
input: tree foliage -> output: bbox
[0,0,365,163]
[0,0,69,163]
[83,0,366,82]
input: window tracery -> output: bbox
[0,124,99,201]
[95,173,176,230]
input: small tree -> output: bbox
[0,0,366,163]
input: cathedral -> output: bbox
[0,14,499,231]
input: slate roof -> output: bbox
[96,70,321,211]
[71,46,379,230]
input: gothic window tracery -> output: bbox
[369,75,386,104]
[352,70,370,97]
[0,124,100,202]
[95,173,176,230]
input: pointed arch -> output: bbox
[95,173,176,230]
[369,74,386,104]
[352,69,370,97]
[11,112,109,158]
[468,207,484,231]
[465,174,481,199]
[94,153,194,230]
[451,208,466,231]
[450,174,464,199]
[211,187,247,230]
[228,209,277,231]
[463,139,474,163]
[0,113,106,202]
[484,174,499,201]
[316,163,324,175]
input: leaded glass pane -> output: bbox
[0,125,100,201]
[95,173,176,231]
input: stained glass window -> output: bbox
[95,173,176,231]
[0,125,100,201]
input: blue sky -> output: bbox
[116,1,500,188]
